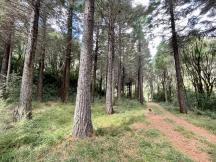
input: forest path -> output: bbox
[145,102,216,162]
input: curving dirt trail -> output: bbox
[146,102,216,162]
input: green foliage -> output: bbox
[1,73,21,103]
[153,91,165,102]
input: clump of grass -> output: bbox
[174,126,195,139]
[199,138,216,161]
[0,102,73,162]
[145,128,160,138]
[164,118,175,123]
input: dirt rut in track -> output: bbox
[146,102,216,162]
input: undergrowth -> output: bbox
[0,99,192,162]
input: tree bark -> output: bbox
[137,39,144,104]
[117,26,122,100]
[169,0,187,113]
[91,24,99,103]
[37,15,47,102]
[106,11,115,114]
[5,45,12,93]
[128,81,132,99]
[13,0,41,121]
[122,66,125,96]
[164,72,168,103]
[72,0,94,138]
[61,4,73,102]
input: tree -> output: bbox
[61,1,74,102]
[168,0,187,113]
[91,21,100,103]
[105,3,115,114]
[13,0,41,121]
[0,0,14,96]
[182,37,216,109]
[72,0,95,138]
[37,13,47,102]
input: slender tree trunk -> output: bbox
[128,81,132,99]
[137,39,144,104]
[106,12,115,114]
[169,0,187,113]
[99,73,103,96]
[117,26,122,100]
[37,15,47,102]
[72,0,94,138]
[122,66,125,96]
[163,70,168,103]
[13,0,41,121]
[91,24,99,103]
[5,46,12,93]
[61,5,73,102]
[0,21,13,94]
[150,81,153,101]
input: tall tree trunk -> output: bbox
[117,26,122,100]
[13,0,40,121]
[150,81,153,101]
[169,0,187,113]
[5,46,12,93]
[72,0,94,138]
[128,81,132,99]
[122,66,125,96]
[106,12,115,114]
[0,21,13,94]
[37,15,47,102]
[163,70,168,103]
[61,4,73,102]
[91,24,99,103]
[99,72,103,96]
[137,39,144,104]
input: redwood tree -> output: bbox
[72,0,95,138]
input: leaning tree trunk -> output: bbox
[61,5,73,102]
[169,0,187,113]
[72,0,94,138]
[106,13,115,114]
[91,24,99,103]
[37,15,47,102]
[13,0,41,121]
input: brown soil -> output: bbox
[146,102,216,162]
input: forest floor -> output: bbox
[0,99,216,162]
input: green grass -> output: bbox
[174,126,195,139]
[160,103,216,135]
[0,99,192,162]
